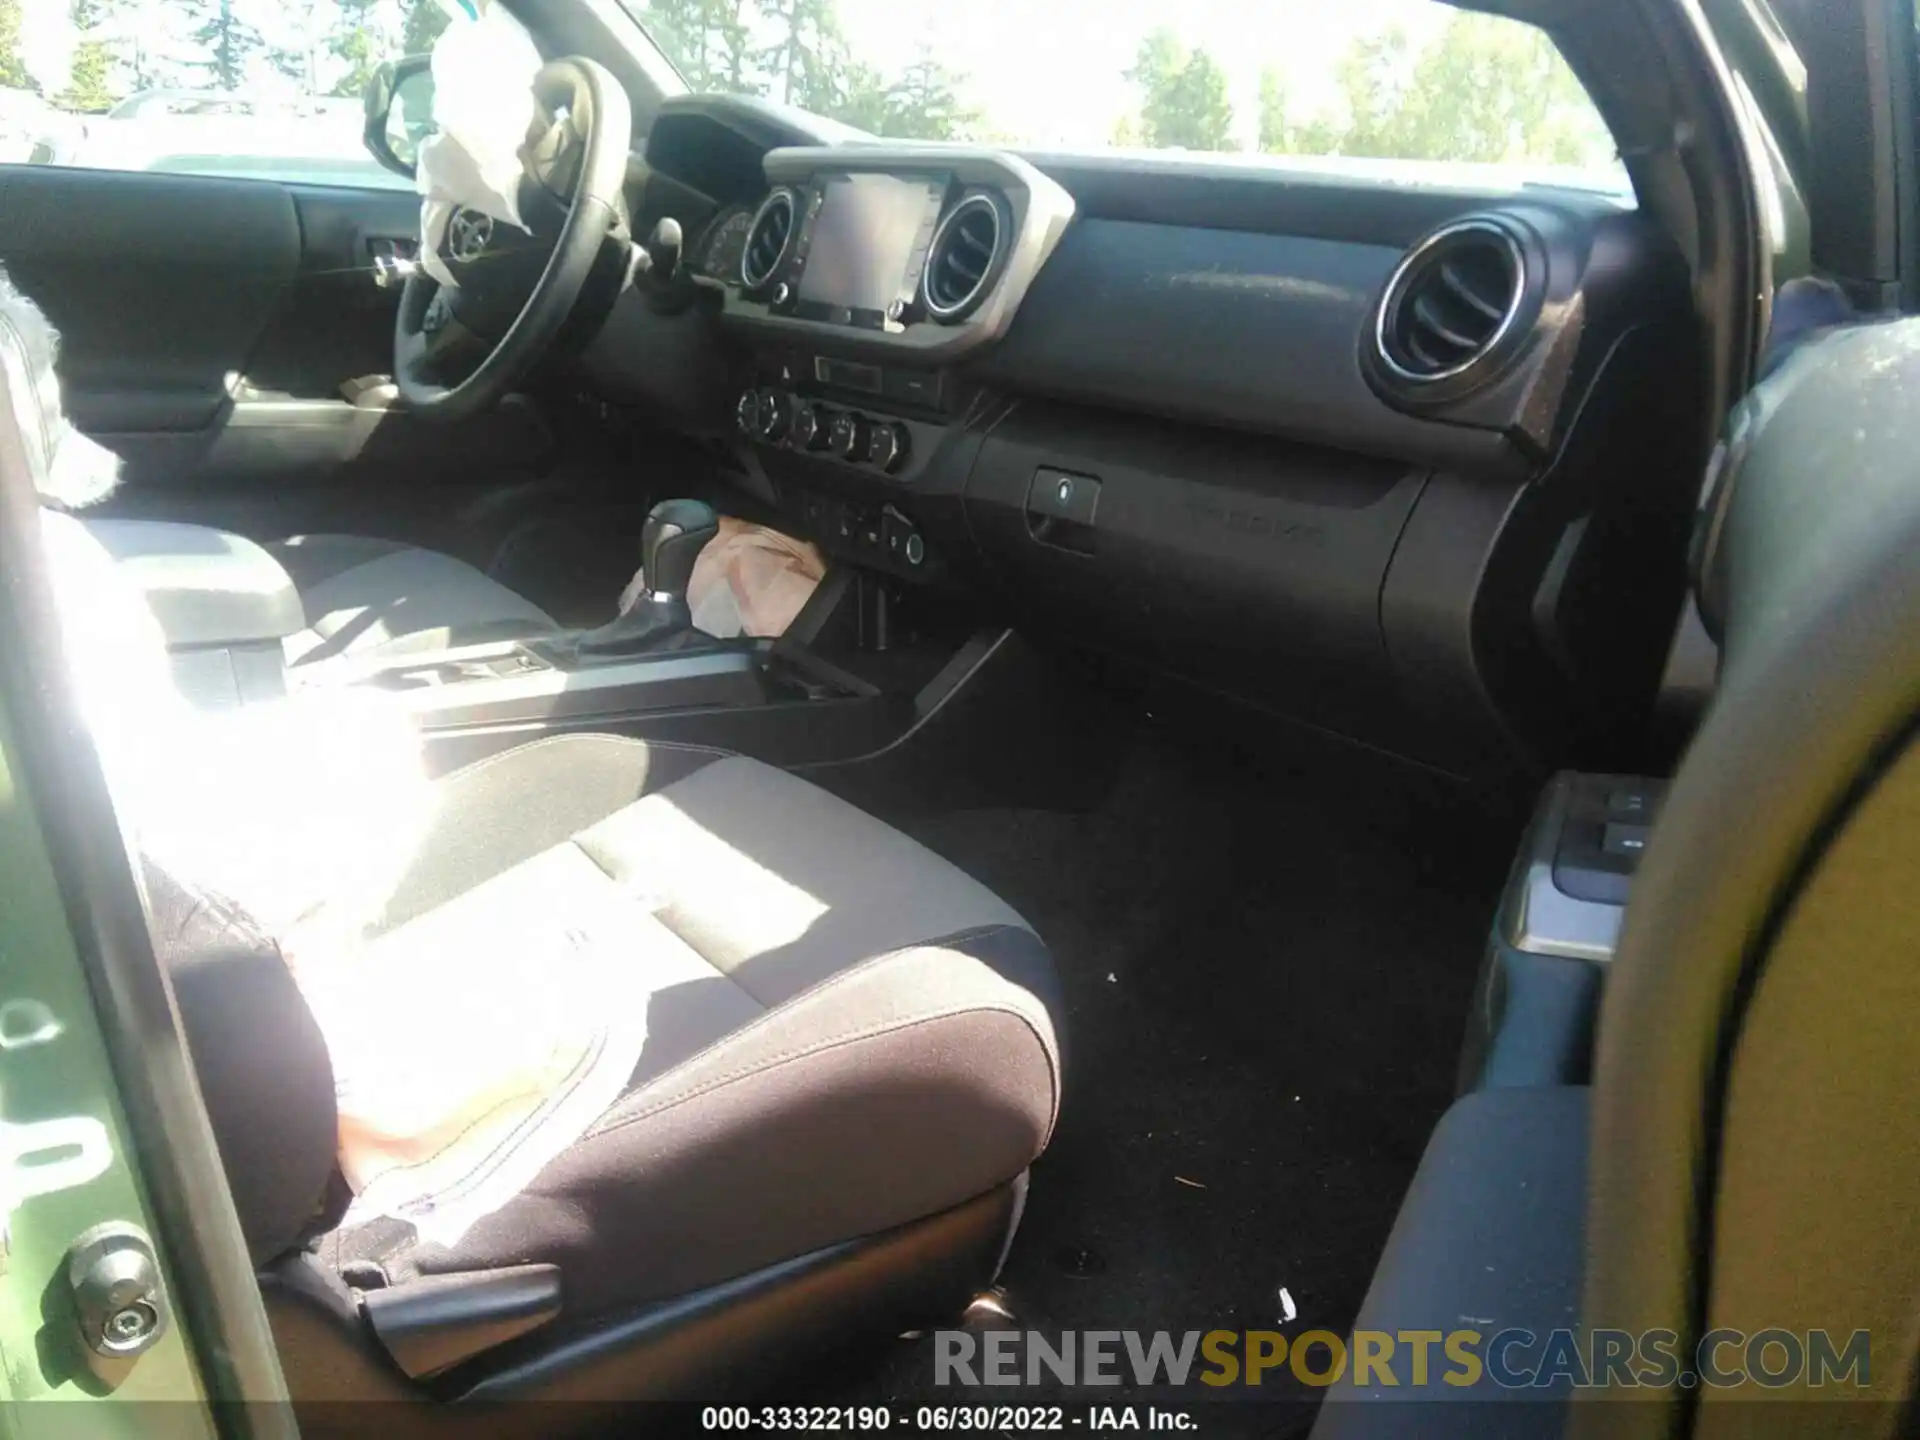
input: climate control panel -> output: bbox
[736,387,912,475]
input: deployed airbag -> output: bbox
[413,0,543,289]
[618,518,827,639]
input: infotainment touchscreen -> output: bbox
[794,173,948,320]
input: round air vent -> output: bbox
[741,189,797,292]
[922,194,1006,323]
[1374,221,1526,385]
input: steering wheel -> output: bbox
[394,57,632,421]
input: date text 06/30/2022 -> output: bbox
[701,1406,1196,1432]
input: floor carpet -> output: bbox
[819,719,1520,1433]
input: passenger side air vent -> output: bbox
[741,189,797,292]
[922,194,1006,323]
[1374,221,1526,384]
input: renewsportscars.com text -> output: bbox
[933,1328,1872,1391]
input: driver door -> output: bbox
[0,2,550,547]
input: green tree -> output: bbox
[178,0,264,91]
[402,0,451,56]
[1397,14,1602,165]
[1255,67,1343,154]
[268,0,326,91]
[627,0,973,138]
[759,0,846,110]
[644,0,756,93]
[1257,68,1287,151]
[0,0,36,92]
[825,59,892,131]
[876,48,976,140]
[91,0,158,93]
[796,51,975,139]
[57,0,117,110]
[1124,29,1234,152]
[328,0,387,97]
[1265,15,1611,168]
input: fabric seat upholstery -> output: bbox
[269,534,556,665]
[182,733,1060,1330]
[8,261,1059,1361]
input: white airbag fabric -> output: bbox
[414,1,544,288]
[0,266,122,508]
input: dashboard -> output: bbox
[580,95,1705,779]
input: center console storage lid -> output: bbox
[83,517,304,648]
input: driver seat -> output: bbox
[42,510,1063,1423]
[265,533,559,665]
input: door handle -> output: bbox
[367,236,420,290]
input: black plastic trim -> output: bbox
[1024,152,1626,244]
[363,1266,563,1381]
[264,1183,1022,1432]
[975,219,1524,476]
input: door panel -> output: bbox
[0,164,552,549]
[0,166,300,433]
[244,186,422,401]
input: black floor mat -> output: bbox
[822,722,1519,1427]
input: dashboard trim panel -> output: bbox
[715,146,1076,362]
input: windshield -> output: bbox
[624,0,1629,192]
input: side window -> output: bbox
[0,0,453,191]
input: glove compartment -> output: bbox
[962,399,1428,741]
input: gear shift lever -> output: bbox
[631,217,693,312]
[568,499,720,659]
[640,498,717,602]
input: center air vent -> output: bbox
[922,194,1006,322]
[741,189,797,292]
[1374,220,1526,385]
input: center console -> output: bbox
[291,496,996,779]
[307,500,784,759]
[344,639,766,730]
[703,148,1077,586]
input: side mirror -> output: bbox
[363,55,437,180]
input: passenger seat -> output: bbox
[1317,313,1920,1437]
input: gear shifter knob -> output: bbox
[642,499,719,600]
[645,217,684,283]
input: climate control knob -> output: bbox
[735,388,760,435]
[829,410,869,461]
[868,422,911,473]
[789,403,831,451]
[752,388,791,441]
